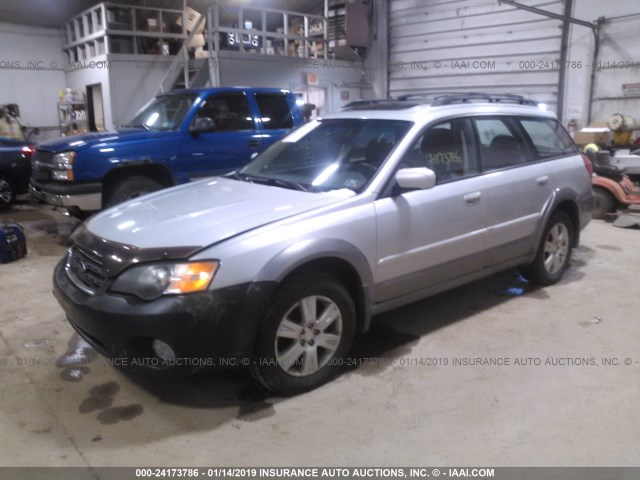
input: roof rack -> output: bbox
[427,92,538,106]
[341,99,422,111]
[342,92,539,111]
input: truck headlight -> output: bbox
[110,261,219,300]
[51,151,76,181]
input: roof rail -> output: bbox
[341,99,422,111]
[431,92,538,106]
[342,92,540,111]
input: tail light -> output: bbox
[21,145,35,159]
[581,153,593,176]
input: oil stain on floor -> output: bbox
[78,380,144,424]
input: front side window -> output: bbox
[238,119,412,193]
[519,118,577,158]
[401,119,477,183]
[126,93,197,130]
[255,93,294,130]
[196,93,254,131]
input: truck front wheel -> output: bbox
[105,177,163,208]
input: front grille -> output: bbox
[65,245,107,295]
[32,150,55,164]
[32,150,55,182]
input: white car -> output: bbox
[53,93,593,394]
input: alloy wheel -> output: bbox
[274,295,343,377]
[543,223,569,274]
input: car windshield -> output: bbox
[124,93,198,131]
[237,118,413,193]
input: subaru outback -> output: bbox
[53,93,593,395]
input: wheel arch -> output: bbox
[253,239,374,334]
[531,190,582,263]
[102,164,175,205]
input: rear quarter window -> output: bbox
[519,118,577,159]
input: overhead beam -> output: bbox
[498,0,596,30]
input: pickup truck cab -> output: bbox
[31,87,302,216]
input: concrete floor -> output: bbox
[0,196,639,467]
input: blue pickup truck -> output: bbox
[30,87,302,217]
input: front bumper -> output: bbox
[53,260,277,373]
[30,180,102,211]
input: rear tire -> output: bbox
[592,188,616,220]
[250,272,356,395]
[522,211,574,286]
[0,175,16,210]
[105,176,163,208]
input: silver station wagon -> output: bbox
[53,93,593,395]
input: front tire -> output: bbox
[0,175,16,210]
[522,211,574,286]
[105,176,163,208]
[251,272,356,395]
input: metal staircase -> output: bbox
[156,15,218,94]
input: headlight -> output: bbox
[110,261,219,300]
[51,151,76,181]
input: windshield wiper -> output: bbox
[232,172,308,192]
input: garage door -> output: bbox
[590,17,640,123]
[389,0,565,110]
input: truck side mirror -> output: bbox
[190,117,216,135]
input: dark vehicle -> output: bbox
[30,87,302,217]
[0,137,34,209]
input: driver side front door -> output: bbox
[373,118,489,303]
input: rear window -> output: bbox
[519,118,577,158]
[255,93,293,130]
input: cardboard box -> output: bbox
[176,7,205,33]
[188,33,205,48]
[573,121,612,146]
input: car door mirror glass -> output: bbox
[395,167,437,191]
[190,116,216,135]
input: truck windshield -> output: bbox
[124,93,198,131]
[238,118,413,193]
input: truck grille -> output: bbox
[32,150,55,182]
[32,150,55,164]
[65,245,107,295]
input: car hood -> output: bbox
[37,129,169,153]
[86,177,354,249]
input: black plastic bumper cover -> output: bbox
[53,260,277,374]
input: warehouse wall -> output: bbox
[563,1,640,128]
[0,23,66,139]
[107,55,175,129]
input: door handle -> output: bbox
[463,191,481,206]
[248,139,261,147]
[536,175,549,186]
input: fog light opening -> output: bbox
[151,339,176,362]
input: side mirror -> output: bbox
[395,167,436,191]
[189,116,216,135]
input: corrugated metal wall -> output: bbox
[389,0,565,109]
[590,15,640,123]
